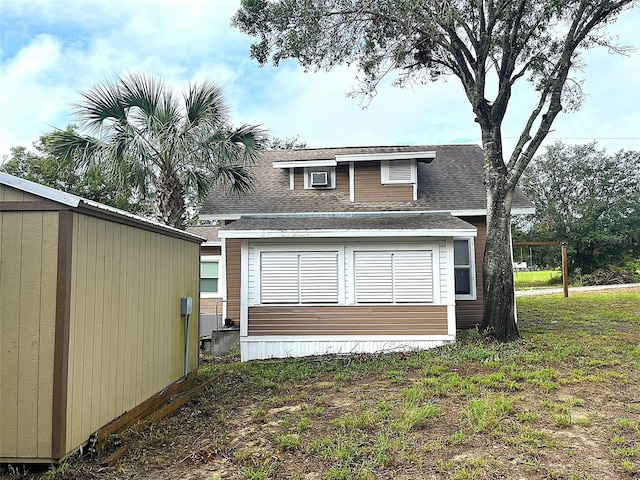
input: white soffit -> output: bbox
[273,159,337,168]
[335,151,436,163]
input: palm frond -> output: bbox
[211,163,255,196]
[184,80,229,130]
[75,80,126,134]
[119,72,164,120]
[48,129,104,169]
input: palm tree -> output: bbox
[51,72,265,228]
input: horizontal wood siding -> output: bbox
[225,238,241,323]
[455,216,486,329]
[293,165,349,191]
[201,296,224,314]
[294,168,304,190]
[201,245,221,255]
[335,164,349,191]
[248,305,447,336]
[0,210,58,460]
[354,162,412,202]
[64,213,200,454]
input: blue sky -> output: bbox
[1,0,639,161]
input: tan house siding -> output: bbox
[225,238,242,323]
[201,245,221,256]
[353,162,413,202]
[201,298,223,314]
[455,216,486,329]
[0,210,59,460]
[248,305,448,336]
[335,164,349,191]
[63,212,199,454]
[293,164,349,191]
[294,168,304,190]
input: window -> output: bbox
[381,159,416,184]
[354,250,433,303]
[200,258,219,295]
[454,239,476,299]
[260,251,339,304]
[305,167,335,189]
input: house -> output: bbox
[198,145,533,361]
[184,225,240,354]
[186,225,225,326]
[0,172,202,464]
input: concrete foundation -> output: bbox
[200,328,240,356]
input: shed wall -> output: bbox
[0,210,59,460]
[64,212,200,454]
[0,184,42,202]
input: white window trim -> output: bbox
[200,255,221,298]
[252,245,346,306]
[454,237,477,300]
[303,166,336,189]
[381,159,417,185]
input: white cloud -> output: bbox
[1,0,639,162]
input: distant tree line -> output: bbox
[514,142,640,275]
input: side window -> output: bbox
[200,258,219,296]
[454,239,476,299]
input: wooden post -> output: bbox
[561,241,569,298]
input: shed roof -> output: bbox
[218,213,477,239]
[0,172,204,243]
[200,144,533,217]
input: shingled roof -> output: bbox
[219,213,477,238]
[200,145,533,216]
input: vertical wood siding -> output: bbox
[455,217,486,329]
[64,213,200,454]
[354,162,413,202]
[0,210,59,460]
[225,239,242,323]
[0,185,42,202]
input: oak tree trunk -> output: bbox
[481,171,519,341]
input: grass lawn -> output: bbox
[514,269,563,289]
[40,288,640,480]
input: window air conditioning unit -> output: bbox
[310,171,329,187]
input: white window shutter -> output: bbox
[354,251,393,303]
[260,252,299,303]
[388,160,413,182]
[300,252,339,303]
[393,251,433,303]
